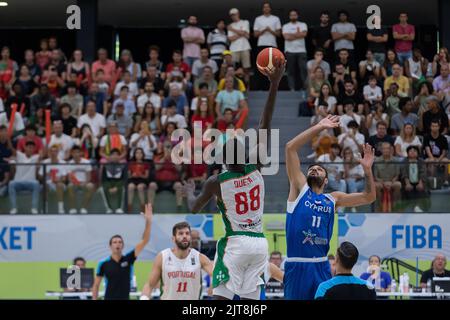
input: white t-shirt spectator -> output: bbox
[137,93,161,109]
[363,85,383,103]
[282,21,308,53]
[254,15,282,47]
[317,154,344,178]
[347,163,365,178]
[129,133,157,160]
[394,135,422,157]
[338,132,365,155]
[161,114,188,129]
[331,22,357,51]
[47,134,74,161]
[38,159,67,184]
[10,151,39,181]
[191,59,218,77]
[340,114,362,132]
[314,96,337,112]
[114,81,139,98]
[229,20,251,52]
[77,113,106,137]
[67,158,91,184]
[0,112,25,133]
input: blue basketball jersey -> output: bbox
[286,184,335,259]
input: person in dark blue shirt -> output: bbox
[360,255,392,291]
[315,241,376,300]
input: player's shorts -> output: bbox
[212,234,268,299]
[284,258,332,300]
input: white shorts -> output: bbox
[213,235,268,299]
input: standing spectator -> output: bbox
[342,147,365,210]
[143,45,165,79]
[311,11,333,58]
[92,48,116,84]
[99,122,128,162]
[360,255,392,292]
[112,86,137,117]
[400,145,430,212]
[30,84,57,116]
[394,123,421,158]
[366,101,389,137]
[8,141,40,214]
[423,119,449,186]
[390,98,418,135]
[60,82,84,118]
[420,254,450,288]
[181,15,205,68]
[107,103,133,138]
[382,49,401,79]
[331,10,357,57]
[374,142,402,211]
[282,9,308,91]
[56,103,78,138]
[129,120,157,161]
[191,48,218,79]
[227,8,252,82]
[47,120,74,161]
[421,95,449,135]
[368,121,395,157]
[317,143,346,193]
[366,16,389,65]
[432,63,449,103]
[404,48,428,92]
[207,19,229,69]
[117,49,141,82]
[77,100,107,139]
[392,12,415,66]
[163,85,189,118]
[137,82,161,112]
[384,63,410,97]
[100,148,126,214]
[38,145,67,214]
[67,146,95,214]
[338,120,365,157]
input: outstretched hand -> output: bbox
[142,203,153,223]
[359,143,375,171]
[182,180,195,197]
[263,56,286,84]
[318,115,340,130]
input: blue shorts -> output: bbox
[284,261,332,300]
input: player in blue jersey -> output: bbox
[284,115,376,300]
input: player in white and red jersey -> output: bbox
[140,222,213,300]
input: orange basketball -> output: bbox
[256,47,285,74]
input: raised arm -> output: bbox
[140,252,163,300]
[134,203,153,257]
[331,143,376,207]
[183,175,220,213]
[285,116,340,201]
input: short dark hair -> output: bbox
[173,49,182,55]
[337,241,359,269]
[149,45,160,54]
[25,124,36,132]
[347,120,359,129]
[376,120,388,129]
[198,82,209,90]
[110,148,121,155]
[71,145,81,152]
[60,102,72,111]
[343,98,355,106]
[109,234,123,246]
[320,10,330,16]
[120,85,129,91]
[369,255,381,263]
[66,81,77,89]
[172,222,191,236]
[338,9,349,17]
[270,251,282,259]
[25,141,36,147]
[73,257,86,265]
[430,119,441,127]
[406,145,420,154]
[307,164,328,178]
[167,99,177,108]
[328,254,335,260]
[399,97,412,110]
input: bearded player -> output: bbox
[284,115,376,300]
[183,58,285,300]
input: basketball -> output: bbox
[256,47,285,74]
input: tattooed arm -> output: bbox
[331,144,376,208]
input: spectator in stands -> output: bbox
[137,81,161,112]
[143,45,165,79]
[308,66,331,101]
[114,70,139,99]
[366,101,389,137]
[8,140,40,214]
[217,66,246,92]
[0,46,18,91]
[400,145,430,212]
[118,49,142,82]
[67,146,95,214]
[46,49,67,80]
[191,83,214,114]
[193,67,218,96]
[100,148,126,214]
[414,81,433,116]
[207,19,229,69]
[85,82,107,115]
[73,124,98,160]
[335,48,357,87]
[307,48,331,81]
[165,69,188,93]
[38,144,67,214]
[339,99,362,132]
[311,83,336,125]
[420,95,449,135]
[92,48,116,84]
[48,37,64,59]
[385,83,402,117]
[47,120,74,161]
[404,48,428,92]
[216,108,235,132]
[35,39,51,70]
[384,63,410,97]
[215,76,248,120]
[392,12,415,66]
[338,120,365,157]
[337,81,364,115]
[140,65,165,96]
[99,121,128,163]
[192,97,215,132]
[78,100,106,139]
[360,255,392,292]
[432,63,449,103]
[311,11,332,58]
[227,8,251,82]
[107,103,133,138]
[56,103,78,138]
[30,84,57,116]
[60,82,83,118]
[342,146,365,207]
[14,64,38,97]
[181,15,205,68]
[363,76,383,107]
[374,142,402,210]
[66,49,90,93]
[192,48,218,79]
[317,143,346,193]
[420,254,450,288]
[24,49,41,83]
[218,50,236,79]
[128,148,157,212]
[5,82,31,119]
[382,49,401,79]
[331,10,356,57]
[331,62,352,97]
[42,64,65,99]
[394,123,421,158]
[359,49,381,84]
[161,101,188,129]
[183,147,208,191]
[368,121,395,157]
[0,125,12,197]
[112,86,137,117]
[390,98,418,135]
[17,124,44,156]
[366,16,388,65]
[166,50,191,83]
[129,120,157,161]
[282,9,308,91]
[134,102,162,136]
[163,84,189,118]
[423,119,449,186]
[0,103,25,141]
[432,47,449,77]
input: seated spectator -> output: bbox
[400,145,430,212]
[363,76,383,106]
[420,95,449,135]
[92,48,116,84]
[93,69,110,99]
[331,62,352,97]
[84,83,107,115]
[394,123,422,158]
[308,67,331,105]
[183,148,208,191]
[66,49,90,94]
[17,124,44,157]
[191,98,215,132]
[217,66,246,92]
[385,82,401,117]
[432,47,449,77]
[337,81,364,115]
[432,63,449,103]
[112,86,137,117]
[420,254,450,288]
[127,148,157,212]
[14,64,38,97]
[333,48,357,87]
[165,50,191,83]
[165,69,188,93]
[60,82,84,118]
[67,146,95,214]
[192,48,218,79]
[139,65,165,96]
[218,50,236,79]
[0,125,12,197]
[47,120,74,161]
[413,81,433,116]
[317,143,346,193]
[35,39,51,70]
[191,83,214,113]
[384,63,410,97]
[134,102,162,136]
[338,120,364,156]
[77,100,106,139]
[390,97,418,135]
[215,76,248,117]
[163,84,189,118]
[73,124,98,160]
[311,83,336,126]
[143,45,165,79]
[23,49,41,84]
[339,100,362,133]
[38,145,67,214]
[137,81,161,112]
[8,141,40,214]
[30,84,57,116]
[0,46,18,90]
[368,121,395,157]
[159,122,179,148]
[307,48,331,80]
[404,48,428,92]
[4,82,31,119]
[374,142,401,211]
[0,105,25,139]
[117,49,141,82]
[360,255,392,292]
[28,106,47,137]
[114,70,139,99]
[45,49,67,80]
[193,67,218,96]
[382,49,400,79]
[366,101,389,137]
[41,64,65,99]
[161,101,188,129]
[423,119,449,186]
[56,103,80,139]
[359,49,381,84]
[129,120,157,161]
[216,108,236,132]
[342,147,365,211]
[99,122,128,163]
[107,103,133,138]
[100,148,126,214]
